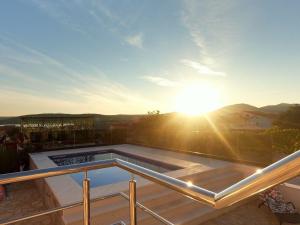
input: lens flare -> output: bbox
[187,181,193,187]
[175,83,221,115]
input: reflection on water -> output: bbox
[51,152,171,187]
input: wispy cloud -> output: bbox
[0,43,43,65]
[0,88,79,116]
[125,33,144,49]
[142,76,180,87]
[29,0,144,49]
[89,1,119,24]
[0,35,154,115]
[181,0,239,69]
[0,64,42,85]
[181,1,212,65]
[181,59,226,77]
[0,34,88,85]
[30,0,88,35]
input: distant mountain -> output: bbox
[0,113,143,128]
[216,104,259,114]
[0,116,20,125]
[210,103,298,130]
[260,103,299,114]
[0,103,298,127]
[216,103,298,115]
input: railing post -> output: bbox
[129,179,137,225]
[83,171,91,225]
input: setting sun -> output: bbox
[175,83,222,115]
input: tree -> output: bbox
[147,110,160,115]
[265,127,300,154]
[273,105,300,129]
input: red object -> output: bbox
[0,185,5,201]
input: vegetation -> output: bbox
[265,127,300,154]
[1,104,300,172]
[127,109,300,164]
[147,110,160,115]
[273,105,300,129]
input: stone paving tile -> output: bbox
[0,181,54,225]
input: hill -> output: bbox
[0,114,143,129]
[216,104,259,114]
[0,103,298,130]
[0,116,20,125]
[217,103,297,114]
[210,103,298,130]
[260,103,299,113]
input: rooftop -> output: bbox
[1,144,299,225]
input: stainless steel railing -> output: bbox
[0,189,172,225]
[0,150,299,225]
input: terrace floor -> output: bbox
[0,181,53,225]
[0,182,283,225]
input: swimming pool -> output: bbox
[50,150,181,188]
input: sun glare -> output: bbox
[175,83,221,116]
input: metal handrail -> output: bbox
[0,191,173,225]
[0,193,120,225]
[0,150,299,224]
[119,192,174,225]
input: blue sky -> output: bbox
[0,0,300,116]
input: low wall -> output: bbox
[29,157,65,225]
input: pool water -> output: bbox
[50,151,179,188]
[71,167,132,187]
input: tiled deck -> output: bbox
[0,182,282,225]
[29,144,246,207]
[202,200,279,225]
[1,144,298,225]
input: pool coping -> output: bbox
[49,149,183,171]
[30,144,218,206]
[29,144,300,225]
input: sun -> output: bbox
[175,83,221,115]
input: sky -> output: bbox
[0,0,300,116]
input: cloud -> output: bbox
[0,67,154,116]
[28,0,144,49]
[142,76,180,87]
[0,34,89,85]
[0,88,82,116]
[0,64,42,85]
[29,0,88,35]
[181,1,212,65]
[29,0,122,38]
[0,36,154,115]
[125,33,144,49]
[181,59,226,77]
[181,0,239,68]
